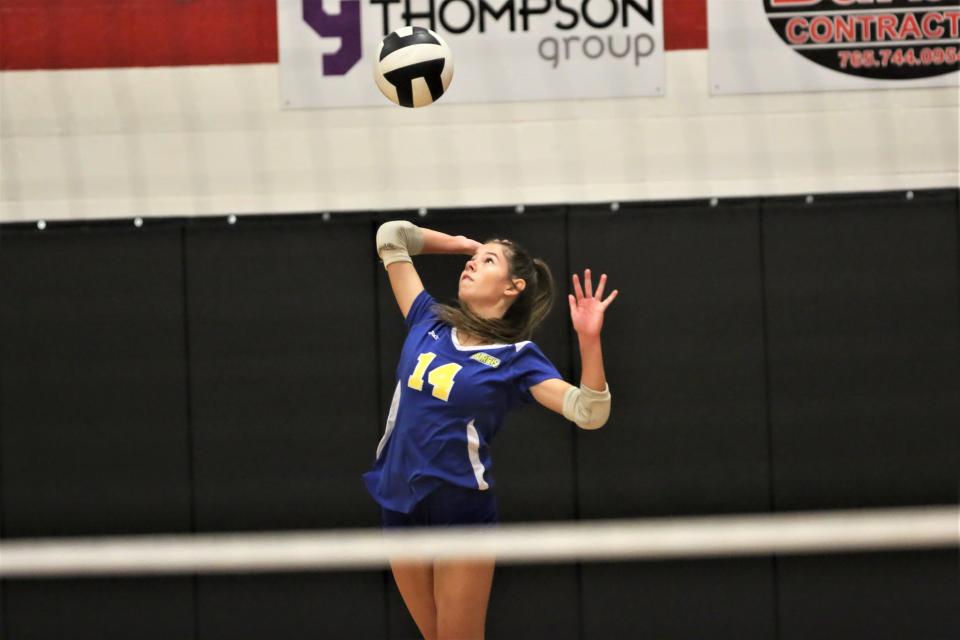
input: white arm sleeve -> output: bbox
[376,220,425,269]
[562,382,611,430]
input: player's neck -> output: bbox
[458,302,509,346]
[457,329,484,347]
[463,298,509,323]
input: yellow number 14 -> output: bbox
[407,352,463,402]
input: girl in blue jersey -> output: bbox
[366,220,617,640]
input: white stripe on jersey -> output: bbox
[450,327,509,352]
[465,418,490,490]
[376,380,402,460]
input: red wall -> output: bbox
[0,0,706,71]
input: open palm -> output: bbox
[569,269,618,338]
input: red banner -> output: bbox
[0,0,706,71]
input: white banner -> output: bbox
[278,0,665,108]
[709,0,960,95]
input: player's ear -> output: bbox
[506,278,525,298]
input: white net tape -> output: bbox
[1,506,956,578]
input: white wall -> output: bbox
[1,50,957,223]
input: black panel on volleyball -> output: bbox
[185,214,386,639]
[373,207,580,640]
[0,224,195,638]
[763,189,960,639]
[570,200,777,639]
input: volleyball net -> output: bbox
[2,505,956,579]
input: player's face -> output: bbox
[458,242,523,312]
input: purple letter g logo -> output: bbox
[303,0,362,76]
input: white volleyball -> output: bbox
[374,26,453,108]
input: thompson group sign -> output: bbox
[278,0,665,107]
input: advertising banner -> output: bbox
[709,0,959,94]
[278,0,665,107]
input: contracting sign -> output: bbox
[709,0,959,94]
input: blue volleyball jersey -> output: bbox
[363,289,563,513]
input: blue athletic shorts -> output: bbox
[381,482,499,528]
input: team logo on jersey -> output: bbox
[471,353,501,368]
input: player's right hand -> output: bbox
[458,236,482,255]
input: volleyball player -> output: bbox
[363,220,617,639]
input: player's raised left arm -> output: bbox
[530,269,617,430]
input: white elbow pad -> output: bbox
[562,383,611,430]
[376,220,424,268]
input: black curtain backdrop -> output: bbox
[570,198,776,639]
[0,223,194,639]
[184,215,384,640]
[1,189,957,640]
[761,190,960,640]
